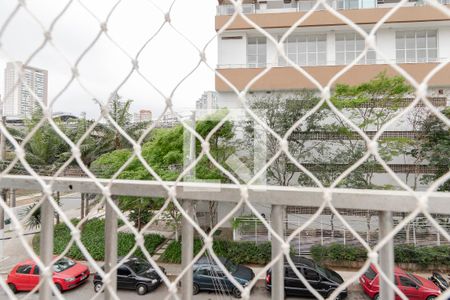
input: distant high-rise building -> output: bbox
[3,62,48,118]
[196,91,218,110]
[133,109,152,123]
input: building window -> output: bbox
[336,0,360,9]
[247,37,267,68]
[280,34,327,66]
[335,33,376,65]
[396,30,438,63]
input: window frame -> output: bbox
[395,30,438,63]
[280,34,327,67]
[399,276,418,288]
[303,267,321,282]
[335,32,376,65]
[16,264,33,275]
[247,36,267,68]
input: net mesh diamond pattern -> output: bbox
[0,0,449,299]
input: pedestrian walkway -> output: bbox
[152,235,174,262]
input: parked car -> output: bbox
[192,256,255,298]
[360,264,441,300]
[429,272,449,292]
[93,257,165,295]
[265,256,347,299]
[6,257,90,293]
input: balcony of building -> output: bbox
[217,0,450,16]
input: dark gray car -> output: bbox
[193,256,255,298]
[93,257,165,295]
[266,256,347,299]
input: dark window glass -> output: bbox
[33,266,40,275]
[304,268,320,281]
[197,268,212,276]
[365,266,377,280]
[286,267,302,279]
[118,267,131,276]
[400,276,417,288]
[16,265,32,274]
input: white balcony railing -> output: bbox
[217,57,446,69]
[216,0,449,16]
[216,0,376,16]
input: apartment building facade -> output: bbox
[3,62,48,118]
[216,0,450,105]
[133,109,153,123]
[213,0,450,229]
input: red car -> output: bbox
[360,264,440,300]
[6,257,90,293]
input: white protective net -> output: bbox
[0,0,449,300]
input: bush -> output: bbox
[311,243,450,267]
[33,218,165,260]
[160,239,272,265]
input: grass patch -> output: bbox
[33,218,165,261]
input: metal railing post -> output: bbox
[271,205,284,300]
[104,196,118,300]
[0,190,5,259]
[379,211,395,300]
[181,111,196,300]
[39,194,54,300]
[81,193,85,220]
[181,200,194,300]
[10,189,16,208]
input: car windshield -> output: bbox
[316,265,332,279]
[224,260,237,273]
[53,258,76,273]
[127,259,151,275]
[407,272,423,286]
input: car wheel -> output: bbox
[232,286,242,298]
[427,297,437,300]
[7,283,17,294]
[193,283,200,295]
[94,282,103,293]
[373,294,379,300]
[327,290,343,300]
[136,284,148,295]
[55,283,63,293]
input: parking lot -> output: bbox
[0,278,370,300]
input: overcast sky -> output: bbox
[0,0,218,120]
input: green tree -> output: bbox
[418,107,450,191]
[91,110,235,231]
[245,90,326,187]
[24,109,70,168]
[319,72,414,189]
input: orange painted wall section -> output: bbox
[216,5,450,31]
[215,63,450,91]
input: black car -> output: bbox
[193,256,255,298]
[93,257,165,295]
[266,256,347,299]
[429,272,449,292]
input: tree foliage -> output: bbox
[91,110,235,229]
[418,107,450,191]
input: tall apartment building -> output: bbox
[213,0,450,227]
[133,109,152,123]
[3,62,48,118]
[196,91,219,110]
